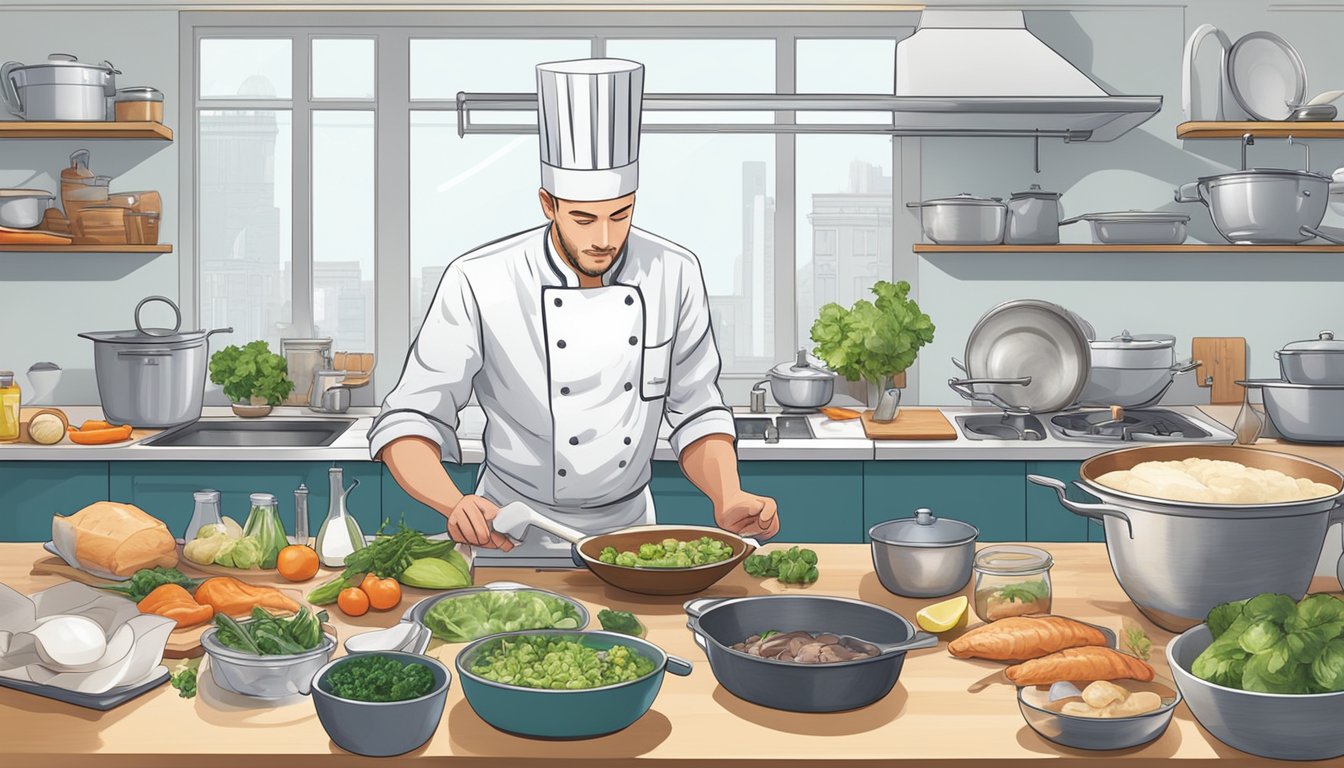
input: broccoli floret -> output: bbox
[638,543,661,560]
[598,609,647,638]
[599,546,619,564]
[615,551,639,567]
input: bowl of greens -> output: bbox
[309,651,451,757]
[575,524,756,596]
[455,629,692,739]
[403,581,589,644]
[200,607,336,700]
[1167,592,1344,760]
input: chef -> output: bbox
[369,58,780,557]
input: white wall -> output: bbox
[0,10,179,404]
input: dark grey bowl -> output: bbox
[1018,682,1179,750]
[309,651,450,757]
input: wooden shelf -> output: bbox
[0,244,173,253]
[914,243,1344,253]
[1177,121,1344,139]
[0,121,173,140]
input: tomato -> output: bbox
[337,587,370,617]
[276,545,320,582]
[360,573,402,611]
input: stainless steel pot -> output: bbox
[1028,444,1344,632]
[1276,331,1344,385]
[906,193,1006,245]
[869,508,979,598]
[1175,168,1332,244]
[0,189,54,229]
[1005,184,1061,245]
[1060,211,1189,244]
[1,54,118,121]
[753,349,834,413]
[1077,331,1199,408]
[1239,379,1344,444]
[684,594,936,713]
[79,296,232,428]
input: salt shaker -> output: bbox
[293,483,310,546]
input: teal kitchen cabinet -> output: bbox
[108,462,383,539]
[381,463,481,533]
[0,461,108,541]
[1025,461,1092,542]
[864,461,1027,542]
[650,461,864,543]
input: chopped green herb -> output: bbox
[325,655,436,702]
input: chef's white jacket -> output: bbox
[368,224,735,552]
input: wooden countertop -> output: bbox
[0,542,1339,767]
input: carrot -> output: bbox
[67,424,133,445]
[820,406,861,421]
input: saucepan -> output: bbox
[491,502,757,596]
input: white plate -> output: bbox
[1228,31,1306,121]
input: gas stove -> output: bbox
[958,408,1233,443]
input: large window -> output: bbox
[187,14,908,400]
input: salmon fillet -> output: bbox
[948,616,1108,661]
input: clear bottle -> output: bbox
[973,545,1054,623]
[293,483,310,547]
[243,492,288,569]
[0,371,20,443]
[315,466,365,567]
[183,489,223,543]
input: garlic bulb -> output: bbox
[28,413,65,444]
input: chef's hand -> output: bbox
[715,491,780,541]
[447,495,515,551]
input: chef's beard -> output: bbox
[554,227,619,279]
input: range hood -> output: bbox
[888,9,1163,141]
[452,9,1162,142]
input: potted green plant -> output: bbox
[809,280,935,420]
[209,341,295,418]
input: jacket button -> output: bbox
[569,436,579,445]
[628,336,638,346]
[624,437,631,445]
[557,340,567,349]
[558,469,567,477]
[560,386,571,395]
[624,382,633,392]
[619,460,627,468]
[625,296,634,305]
[554,297,563,307]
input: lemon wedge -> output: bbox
[916,595,968,633]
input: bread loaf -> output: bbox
[52,501,177,576]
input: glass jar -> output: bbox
[0,371,20,443]
[973,545,1053,622]
[243,492,288,569]
[183,489,222,543]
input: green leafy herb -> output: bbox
[208,340,295,406]
[1121,618,1152,661]
[743,546,819,584]
[98,567,202,603]
[993,580,1049,605]
[597,537,734,569]
[759,630,780,641]
[809,280,935,392]
[468,636,655,690]
[597,609,646,638]
[325,655,436,702]
[1193,592,1344,694]
[170,659,199,699]
[423,590,582,643]
[308,522,472,604]
[212,606,328,656]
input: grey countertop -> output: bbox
[0,404,1239,462]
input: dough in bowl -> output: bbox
[1095,458,1337,504]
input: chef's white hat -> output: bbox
[536,58,644,202]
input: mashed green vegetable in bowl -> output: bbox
[598,536,734,569]
[468,634,657,690]
[418,586,587,643]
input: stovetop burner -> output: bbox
[1048,409,1212,442]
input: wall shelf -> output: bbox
[0,244,173,253]
[0,121,173,141]
[1177,121,1344,140]
[914,243,1344,253]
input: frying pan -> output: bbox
[493,502,757,596]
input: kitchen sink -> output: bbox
[139,419,356,448]
[735,416,814,440]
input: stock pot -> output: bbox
[1,54,118,121]
[1176,168,1334,244]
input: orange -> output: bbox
[276,545,320,582]
[360,573,402,611]
[337,587,370,617]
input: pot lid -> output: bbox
[78,327,214,345]
[1073,210,1190,223]
[870,508,978,546]
[10,54,118,73]
[912,192,1004,207]
[974,544,1053,575]
[115,86,164,102]
[0,189,54,198]
[1010,183,1061,200]
[1090,330,1177,350]
[770,349,836,380]
[1201,167,1332,183]
[1281,331,1344,353]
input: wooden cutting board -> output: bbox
[1192,337,1247,405]
[29,556,303,658]
[860,408,958,440]
[0,408,158,446]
